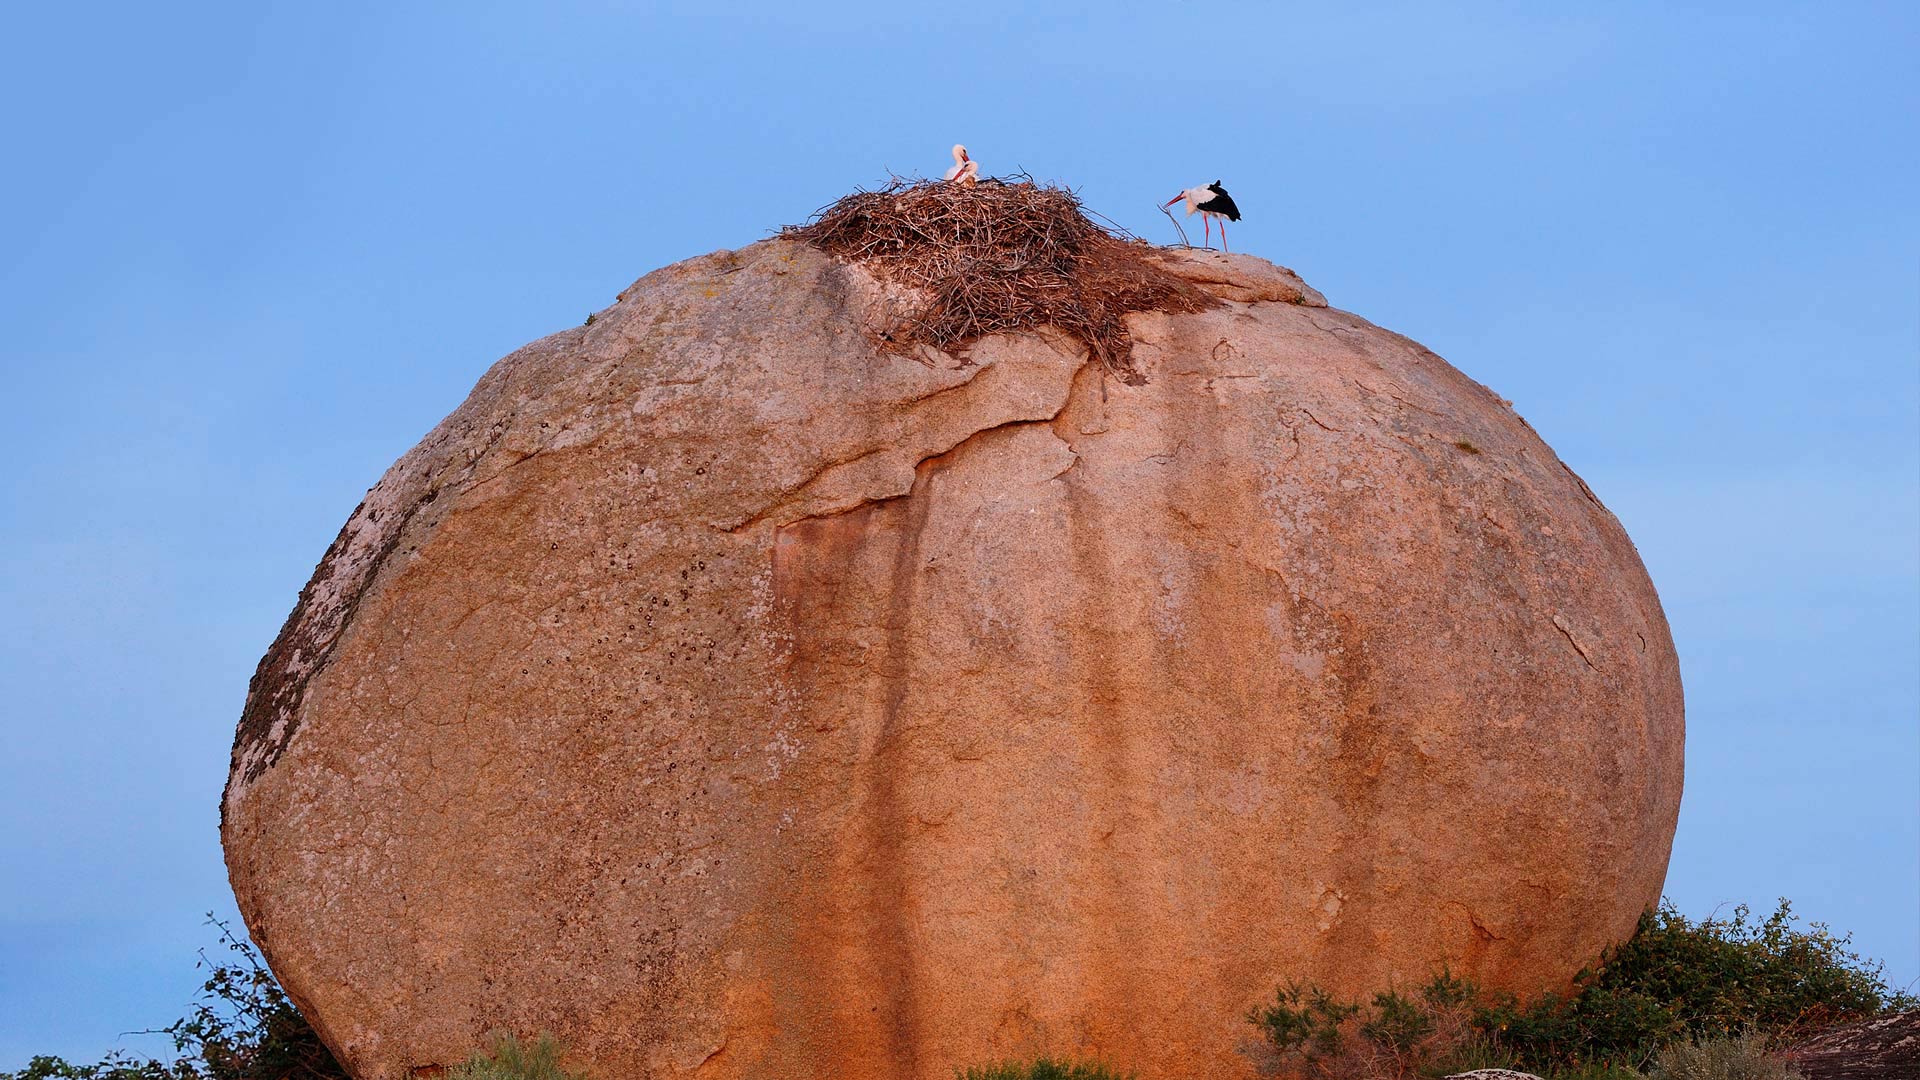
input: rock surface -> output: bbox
[1787,1011,1920,1080]
[223,240,1684,1080]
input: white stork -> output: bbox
[944,144,979,185]
[1164,181,1242,251]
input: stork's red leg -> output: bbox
[1204,215,1212,249]
[1221,218,1229,253]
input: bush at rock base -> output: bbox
[7,899,1906,1080]
[1482,899,1911,1069]
[1249,900,1911,1079]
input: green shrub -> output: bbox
[1591,901,1905,1033]
[1248,980,1362,1058]
[2,916,346,1080]
[1419,969,1479,1011]
[1477,900,1910,1070]
[1358,990,1432,1052]
[1249,975,1479,1078]
[1647,1032,1801,1080]
[444,1034,586,1080]
[1248,898,1906,1078]
[0,1057,196,1080]
[956,1060,1134,1080]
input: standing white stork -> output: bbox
[944,144,979,185]
[1164,181,1241,251]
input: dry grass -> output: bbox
[1651,1033,1803,1080]
[783,178,1216,384]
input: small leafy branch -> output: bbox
[151,914,347,1079]
[1,915,347,1080]
[1249,980,1364,1059]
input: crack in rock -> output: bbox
[1551,613,1599,670]
[721,358,1087,533]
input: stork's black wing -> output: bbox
[1198,185,1241,221]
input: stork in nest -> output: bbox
[944,144,979,186]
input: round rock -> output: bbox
[222,242,1683,1080]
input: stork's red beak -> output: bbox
[1163,196,1183,208]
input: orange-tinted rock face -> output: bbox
[222,243,1683,1080]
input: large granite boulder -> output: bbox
[223,241,1683,1079]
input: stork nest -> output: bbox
[782,179,1216,384]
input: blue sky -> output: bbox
[1,2,1914,1066]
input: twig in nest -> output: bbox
[1158,202,1191,248]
